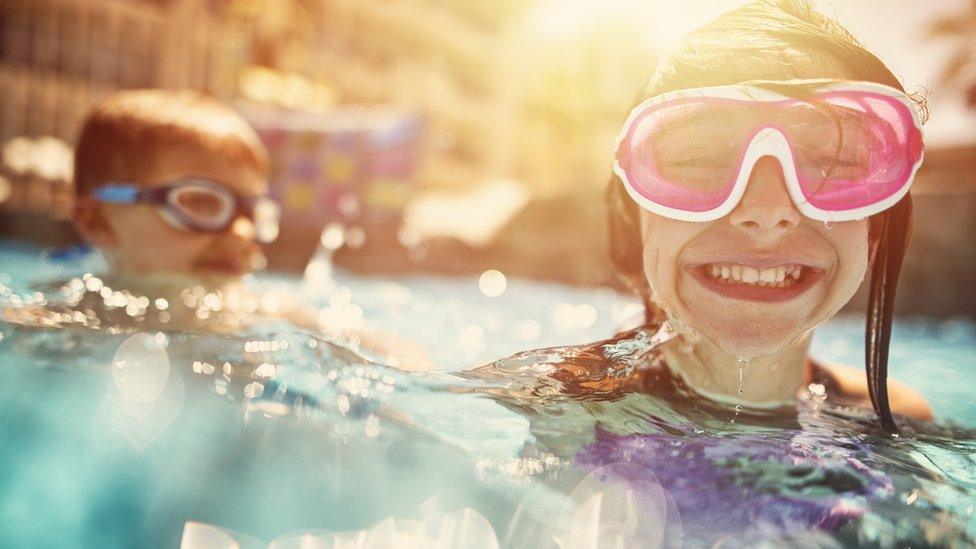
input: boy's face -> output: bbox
[79,144,268,280]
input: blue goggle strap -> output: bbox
[91,183,170,206]
[91,183,140,203]
[90,182,279,242]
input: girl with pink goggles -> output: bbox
[613,79,924,223]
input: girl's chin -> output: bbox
[693,318,808,358]
[717,340,796,360]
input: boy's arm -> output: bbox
[283,307,434,371]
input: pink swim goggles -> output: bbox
[613,80,925,222]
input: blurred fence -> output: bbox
[0,0,236,144]
[0,0,974,318]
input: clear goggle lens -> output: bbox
[166,182,280,243]
[169,184,235,228]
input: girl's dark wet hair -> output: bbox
[607,0,925,432]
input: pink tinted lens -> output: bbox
[792,91,922,212]
[616,98,744,212]
[616,90,922,215]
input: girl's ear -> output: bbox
[73,196,118,249]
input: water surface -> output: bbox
[1,241,974,547]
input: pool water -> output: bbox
[1,240,974,547]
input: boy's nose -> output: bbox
[727,156,801,235]
[229,215,256,241]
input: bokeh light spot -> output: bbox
[479,269,507,298]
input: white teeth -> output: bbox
[702,263,806,287]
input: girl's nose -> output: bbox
[728,156,801,235]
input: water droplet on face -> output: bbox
[731,403,742,424]
[823,220,835,229]
[736,359,746,395]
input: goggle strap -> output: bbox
[91,184,140,204]
[92,179,281,243]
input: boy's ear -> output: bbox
[73,196,118,248]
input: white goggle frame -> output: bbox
[612,80,925,223]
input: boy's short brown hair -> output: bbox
[73,89,268,196]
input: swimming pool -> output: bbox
[1,240,974,547]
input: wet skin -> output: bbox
[75,144,266,281]
[641,156,869,360]
[638,156,873,406]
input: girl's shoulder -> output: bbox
[807,359,933,421]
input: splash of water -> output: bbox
[302,223,345,297]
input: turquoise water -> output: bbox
[1,241,974,547]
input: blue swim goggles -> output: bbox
[91,178,280,243]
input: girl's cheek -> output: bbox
[642,233,667,291]
[822,221,870,309]
[642,240,677,312]
[642,216,694,304]
[641,214,670,286]
[830,221,869,266]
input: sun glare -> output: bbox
[522,0,748,50]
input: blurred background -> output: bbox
[0,0,973,317]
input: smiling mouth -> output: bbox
[687,262,825,302]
